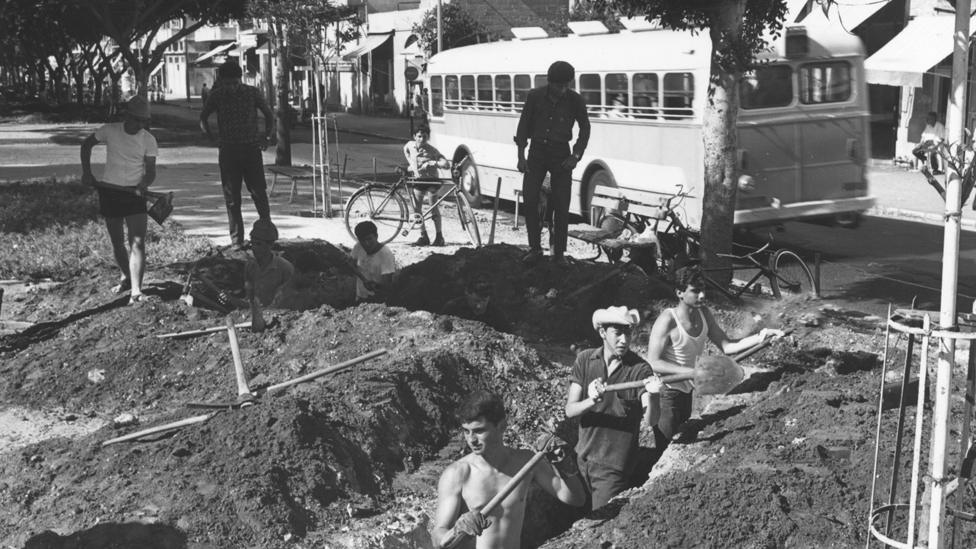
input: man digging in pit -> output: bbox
[440,274,510,332]
[647,266,783,450]
[244,219,293,331]
[432,391,586,548]
[564,306,662,510]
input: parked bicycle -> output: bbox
[597,187,818,300]
[343,158,481,247]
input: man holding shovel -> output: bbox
[647,267,784,450]
[564,306,661,510]
[244,219,293,331]
[432,391,586,548]
[81,95,158,305]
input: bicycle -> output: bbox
[598,187,818,300]
[343,159,481,247]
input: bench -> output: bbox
[267,165,314,203]
[568,185,669,263]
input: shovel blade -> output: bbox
[694,355,744,395]
[147,192,173,226]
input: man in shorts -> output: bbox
[80,95,158,304]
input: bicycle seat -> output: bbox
[716,241,771,260]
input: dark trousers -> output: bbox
[522,143,572,255]
[219,144,271,245]
[912,142,940,172]
[579,457,631,511]
[654,388,693,450]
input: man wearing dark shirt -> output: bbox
[565,306,660,510]
[200,61,274,250]
[514,60,591,266]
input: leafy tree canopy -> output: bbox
[413,3,487,55]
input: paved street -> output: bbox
[1,102,974,317]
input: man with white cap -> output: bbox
[81,94,158,304]
[564,305,660,510]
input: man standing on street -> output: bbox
[514,60,590,266]
[200,61,274,250]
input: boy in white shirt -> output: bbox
[244,219,294,331]
[350,221,398,302]
[80,95,158,304]
[912,111,946,174]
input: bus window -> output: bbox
[633,73,658,119]
[534,74,547,89]
[445,75,459,110]
[514,74,531,105]
[740,65,792,109]
[477,75,493,110]
[460,75,476,109]
[663,72,694,119]
[495,75,512,111]
[579,73,601,116]
[604,73,629,118]
[431,75,444,117]
[799,61,851,104]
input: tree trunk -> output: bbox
[700,0,746,288]
[273,20,292,166]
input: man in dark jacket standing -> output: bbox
[200,61,274,250]
[514,60,590,266]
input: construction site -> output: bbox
[2,232,973,548]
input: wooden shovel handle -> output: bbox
[227,317,252,399]
[603,373,694,393]
[442,434,554,549]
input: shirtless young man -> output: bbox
[647,266,784,450]
[431,391,586,548]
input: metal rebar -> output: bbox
[907,315,932,545]
[868,304,893,549]
[887,332,916,535]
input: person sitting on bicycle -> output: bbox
[403,125,451,247]
[646,266,784,451]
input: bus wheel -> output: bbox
[585,169,616,223]
[458,158,484,208]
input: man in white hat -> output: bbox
[81,94,158,305]
[647,266,783,450]
[564,305,661,510]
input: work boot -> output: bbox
[432,234,445,246]
[521,248,543,265]
[413,234,431,246]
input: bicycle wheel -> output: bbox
[344,186,408,245]
[769,249,817,298]
[456,193,482,247]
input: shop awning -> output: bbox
[342,32,393,61]
[792,0,886,29]
[865,15,976,87]
[194,42,237,64]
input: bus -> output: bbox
[424,21,874,230]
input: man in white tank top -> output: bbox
[647,267,784,450]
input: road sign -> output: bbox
[405,66,419,81]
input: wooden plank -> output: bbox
[619,187,672,208]
[266,166,314,178]
[627,203,666,220]
[591,196,622,210]
[593,185,624,198]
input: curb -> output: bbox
[866,205,976,231]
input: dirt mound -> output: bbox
[388,244,674,343]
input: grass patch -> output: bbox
[1,179,213,280]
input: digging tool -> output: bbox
[226,317,255,406]
[547,264,630,310]
[102,412,218,446]
[157,322,252,340]
[195,273,246,309]
[731,328,795,362]
[488,177,502,245]
[603,355,745,396]
[322,241,372,285]
[442,433,555,549]
[92,181,173,225]
[186,348,388,409]
[179,270,195,307]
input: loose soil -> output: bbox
[2,240,973,548]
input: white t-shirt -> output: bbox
[93,123,158,186]
[351,243,398,300]
[921,121,945,144]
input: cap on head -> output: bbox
[125,95,151,120]
[250,218,279,242]
[592,306,639,330]
[218,61,243,80]
[547,61,575,84]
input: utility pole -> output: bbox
[928,0,970,547]
[436,0,443,54]
[184,16,191,104]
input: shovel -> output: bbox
[93,181,174,225]
[604,355,745,396]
